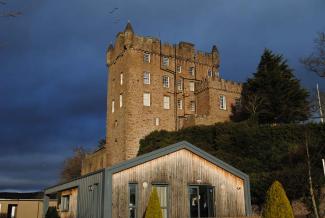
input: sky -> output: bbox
[0,0,324,192]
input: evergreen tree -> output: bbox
[262,181,294,218]
[145,187,163,218]
[233,49,309,123]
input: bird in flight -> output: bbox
[0,11,23,17]
[109,7,118,14]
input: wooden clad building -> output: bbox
[44,141,252,218]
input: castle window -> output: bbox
[207,70,212,77]
[112,100,115,113]
[144,52,150,63]
[144,72,150,84]
[120,94,123,108]
[143,93,151,106]
[155,117,160,126]
[234,98,241,109]
[189,81,195,92]
[128,183,138,218]
[189,67,195,76]
[163,75,170,88]
[177,99,183,110]
[219,95,227,110]
[162,57,169,67]
[120,73,123,85]
[190,101,196,112]
[177,65,182,73]
[114,120,118,127]
[177,79,183,91]
[214,71,220,77]
[163,96,170,109]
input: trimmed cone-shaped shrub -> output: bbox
[262,181,294,218]
[145,187,163,218]
[45,207,60,218]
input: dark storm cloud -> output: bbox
[0,0,325,191]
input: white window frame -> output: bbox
[177,99,183,110]
[177,79,183,91]
[112,100,115,113]
[61,195,70,212]
[177,65,182,73]
[207,70,212,77]
[190,101,195,112]
[219,95,227,110]
[162,57,169,67]
[189,81,195,92]
[144,72,150,85]
[120,73,123,85]
[144,52,151,63]
[155,117,160,126]
[163,96,170,109]
[189,67,195,76]
[163,75,170,88]
[143,93,151,107]
[119,94,123,108]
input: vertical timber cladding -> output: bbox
[111,149,246,218]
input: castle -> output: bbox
[81,22,242,175]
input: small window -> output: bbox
[177,99,183,110]
[163,96,170,109]
[143,93,151,106]
[153,185,168,218]
[189,67,195,76]
[219,95,227,110]
[144,72,150,85]
[162,57,169,67]
[207,70,212,77]
[112,100,115,113]
[128,183,138,218]
[114,120,118,127]
[234,98,241,109]
[214,71,220,77]
[190,101,195,112]
[177,65,182,73]
[120,73,123,85]
[177,79,183,91]
[120,94,123,108]
[163,76,170,88]
[155,117,160,126]
[61,195,70,212]
[144,52,150,63]
[189,81,195,92]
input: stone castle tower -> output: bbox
[81,22,242,175]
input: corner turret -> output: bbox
[124,21,134,48]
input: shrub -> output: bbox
[262,181,294,218]
[145,187,162,218]
[45,207,60,218]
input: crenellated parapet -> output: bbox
[195,77,242,94]
[106,22,220,68]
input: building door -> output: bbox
[189,186,214,218]
[7,204,17,218]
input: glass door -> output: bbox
[189,186,214,218]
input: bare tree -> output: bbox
[301,32,325,77]
[60,146,87,183]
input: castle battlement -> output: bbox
[195,77,242,94]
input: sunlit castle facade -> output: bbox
[81,22,242,175]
